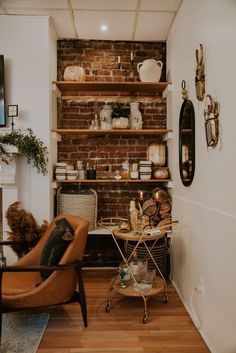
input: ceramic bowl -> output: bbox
[55,162,67,168]
[139,160,152,165]
[139,166,152,172]
[154,169,169,179]
[139,173,151,180]
[67,175,77,180]
[55,168,66,174]
[56,174,66,181]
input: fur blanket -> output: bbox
[6,202,49,258]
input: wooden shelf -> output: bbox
[52,81,171,98]
[53,179,171,184]
[52,128,172,136]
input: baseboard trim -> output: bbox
[170,278,215,353]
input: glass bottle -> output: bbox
[122,159,130,179]
[129,200,139,231]
[129,251,140,281]
[94,114,100,130]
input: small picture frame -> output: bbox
[8,105,18,118]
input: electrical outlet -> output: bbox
[195,276,205,293]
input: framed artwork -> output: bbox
[8,105,18,117]
[0,55,6,127]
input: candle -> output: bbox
[131,51,134,61]
[118,56,121,64]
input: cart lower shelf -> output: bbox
[105,275,168,323]
[112,275,165,297]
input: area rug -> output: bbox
[1,312,50,353]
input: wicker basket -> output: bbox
[57,189,97,231]
[126,236,167,278]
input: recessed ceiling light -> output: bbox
[101,24,108,32]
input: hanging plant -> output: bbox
[0,128,48,175]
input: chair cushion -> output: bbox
[40,218,74,280]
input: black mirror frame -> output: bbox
[179,99,195,187]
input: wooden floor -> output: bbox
[38,269,210,353]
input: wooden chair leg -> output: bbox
[77,266,88,327]
[0,310,2,345]
[0,271,3,345]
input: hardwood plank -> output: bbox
[38,269,210,353]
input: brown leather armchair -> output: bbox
[0,214,89,343]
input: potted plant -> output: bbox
[112,104,130,129]
[0,128,48,175]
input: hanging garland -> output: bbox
[0,128,48,175]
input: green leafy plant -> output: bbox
[0,128,48,175]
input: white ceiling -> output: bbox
[0,0,182,41]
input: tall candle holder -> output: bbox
[117,52,135,81]
[124,51,134,81]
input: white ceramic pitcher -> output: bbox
[137,59,163,82]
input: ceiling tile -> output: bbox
[74,11,136,40]
[71,0,138,10]
[140,0,182,11]
[0,0,68,9]
[135,12,175,41]
[5,9,75,38]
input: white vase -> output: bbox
[137,59,163,83]
[99,104,113,130]
[129,102,142,130]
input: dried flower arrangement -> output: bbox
[6,202,49,258]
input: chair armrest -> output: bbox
[0,260,82,273]
[0,240,35,246]
[0,261,84,308]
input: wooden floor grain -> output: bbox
[38,270,210,353]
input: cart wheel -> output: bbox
[163,293,168,304]
[143,313,148,324]
[105,301,111,313]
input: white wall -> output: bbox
[167,1,236,352]
[0,15,57,262]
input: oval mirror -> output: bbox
[179,99,195,186]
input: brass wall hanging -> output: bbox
[203,94,220,148]
[195,44,205,101]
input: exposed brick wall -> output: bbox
[57,40,166,82]
[57,40,167,220]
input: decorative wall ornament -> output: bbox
[179,80,195,187]
[203,94,220,148]
[195,44,205,101]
